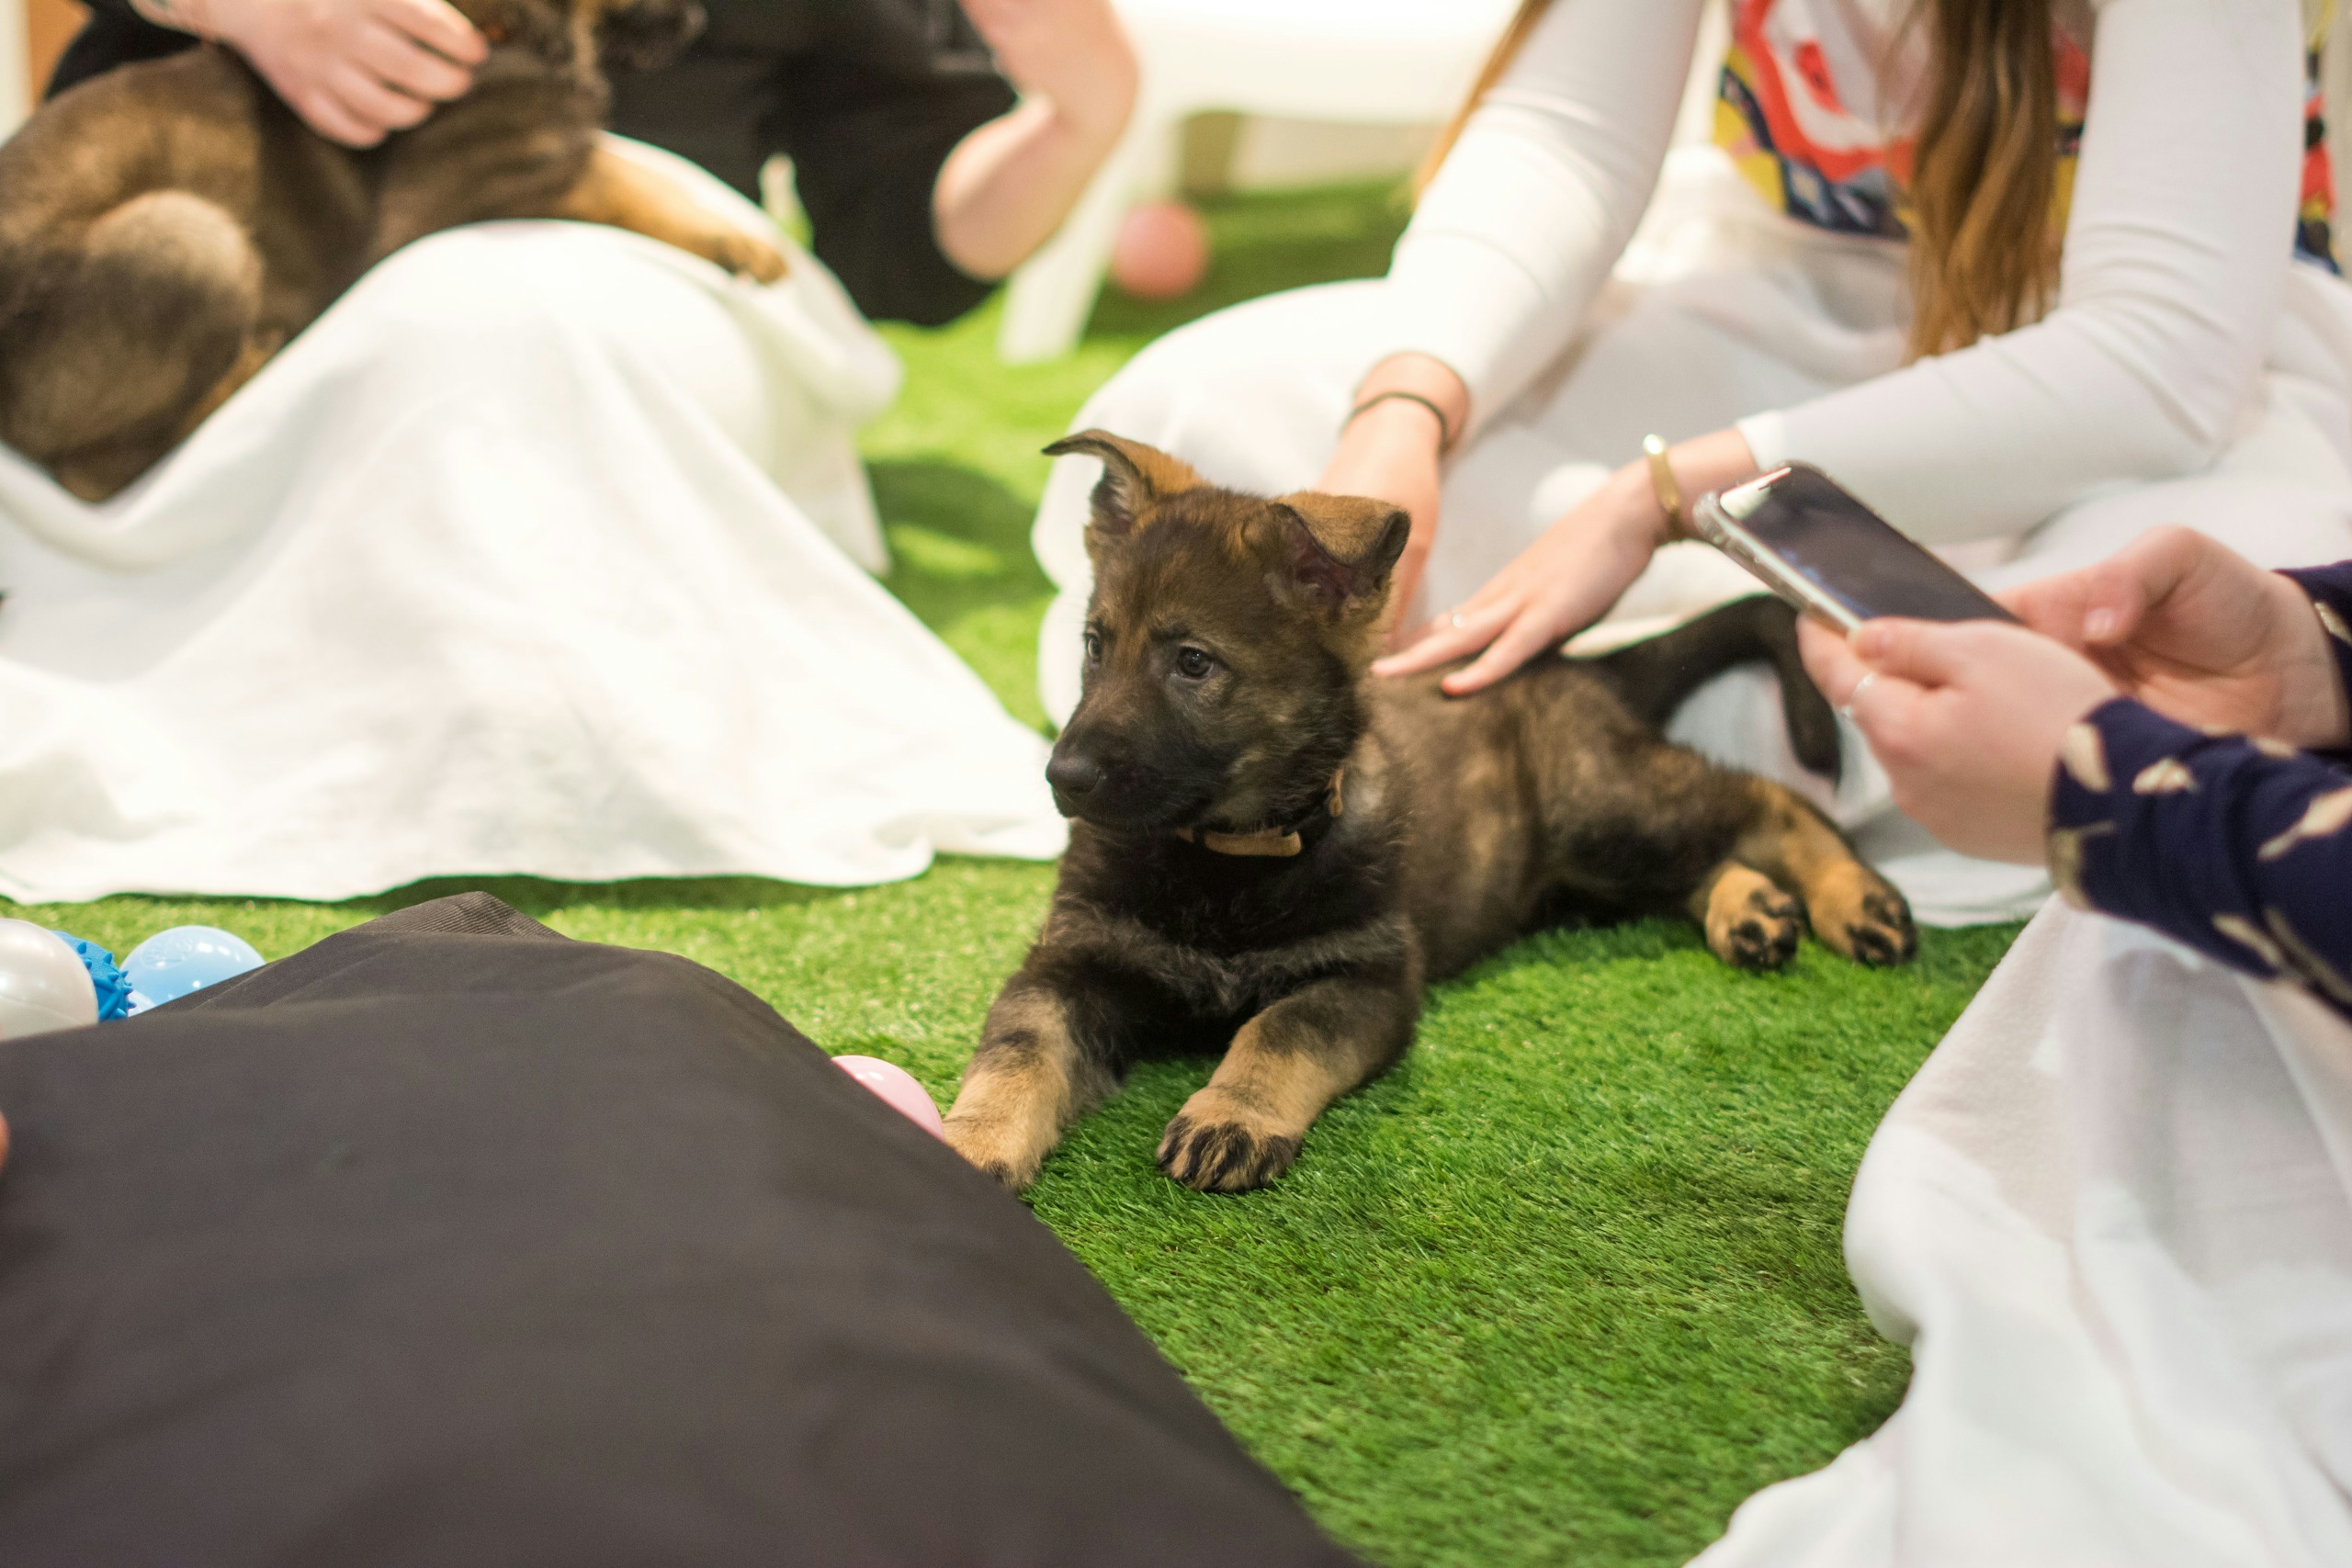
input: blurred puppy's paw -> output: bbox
[1809,863,1917,967]
[710,229,788,283]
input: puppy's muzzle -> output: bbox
[1046,750,1107,816]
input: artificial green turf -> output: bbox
[3,182,2019,1567]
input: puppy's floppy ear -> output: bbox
[1044,430,1204,541]
[1265,492,1411,614]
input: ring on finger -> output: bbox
[1838,671,1879,723]
[1448,610,1470,630]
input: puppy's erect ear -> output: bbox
[1045,430,1204,541]
[1265,492,1411,615]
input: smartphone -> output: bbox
[1690,464,2019,633]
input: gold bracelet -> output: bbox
[1641,434,1684,541]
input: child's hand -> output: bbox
[2001,525,2351,750]
[149,0,488,148]
[1800,616,2117,864]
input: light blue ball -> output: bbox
[121,926,265,1006]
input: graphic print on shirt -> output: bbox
[1715,0,2337,270]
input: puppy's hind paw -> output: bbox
[1841,886,1917,967]
[1809,863,1917,968]
[1703,868,1804,973]
[1156,1111,1301,1194]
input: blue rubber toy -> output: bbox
[49,933,133,1022]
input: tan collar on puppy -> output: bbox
[1174,768,1346,859]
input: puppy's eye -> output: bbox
[1082,630,1103,663]
[1173,646,1216,681]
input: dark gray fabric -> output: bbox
[0,896,1363,1567]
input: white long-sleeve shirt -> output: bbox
[1381,0,2309,542]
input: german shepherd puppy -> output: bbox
[0,0,784,502]
[944,432,1917,1194]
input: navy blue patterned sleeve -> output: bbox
[2048,697,2352,1019]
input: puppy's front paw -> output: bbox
[1704,867,1803,973]
[942,1111,1045,1192]
[710,230,789,284]
[1808,862,1917,967]
[1156,1090,1303,1193]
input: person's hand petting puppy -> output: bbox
[1372,428,1760,688]
[1799,616,2117,864]
[132,0,488,147]
[2003,525,2352,750]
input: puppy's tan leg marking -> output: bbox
[1690,862,1804,972]
[59,328,287,500]
[1158,976,1412,1194]
[175,333,280,437]
[1733,780,1917,966]
[942,984,1111,1191]
[558,144,789,283]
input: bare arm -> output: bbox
[931,0,1136,281]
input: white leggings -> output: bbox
[1699,899,2352,1566]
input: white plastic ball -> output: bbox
[0,919,99,1039]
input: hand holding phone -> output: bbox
[1691,465,2018,633]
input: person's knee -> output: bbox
[345,227,612,365]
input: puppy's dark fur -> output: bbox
[944,433,1917,1193]
[0,0,785,502]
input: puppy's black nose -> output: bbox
[1046,751,1104,800]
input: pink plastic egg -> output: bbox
[832,1055,945,1139]
[1109,199,1210,301]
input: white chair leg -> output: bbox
[997,122,1168,365]
[2,0,31,140]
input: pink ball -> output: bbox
[832,1055,945,1139]
[1109,200,1210,301]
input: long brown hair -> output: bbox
[1421,0,2062,360]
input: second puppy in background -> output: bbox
[0,0,785,502]
[944,433,1916,1196]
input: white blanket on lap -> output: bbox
[1698,900,2352,1567]
[0,143,1064,901]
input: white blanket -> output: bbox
[0,144,1065,901]
[1697,899,2352,1566]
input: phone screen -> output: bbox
[1733,466,2018,625]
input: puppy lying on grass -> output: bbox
[0,0,784,502]
[945,433,1917,1194]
